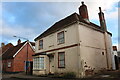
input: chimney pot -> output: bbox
[18,39,21,45]
[99,7,102,12]
[81,1,84,5]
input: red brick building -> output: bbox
[2,40,35,73]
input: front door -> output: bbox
[49,54,54,74]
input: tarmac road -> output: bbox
[2,77,120,80]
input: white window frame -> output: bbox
[57,31,65,44]
[33,57,44,70]
[58,52,65,68]
[8,62,11,68]
[39,40,43,49]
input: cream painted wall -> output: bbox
[78,23,112,71]
[35,23,79,53]
[34,22,113,77]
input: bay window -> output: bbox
[33,57,44,69]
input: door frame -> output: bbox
[48,54,55,74]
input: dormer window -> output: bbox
[57,31,65,44]
[39,40,43,49]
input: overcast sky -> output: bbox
[0,0,119,49]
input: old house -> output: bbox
[2,39,35,73]
[33,2,113,77]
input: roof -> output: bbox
[2,42,26,60]
[30,42,35,46]
[35,13,112,41]
[0,43,14,55]
[2,41,35,60]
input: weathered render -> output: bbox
[33,2,113,77]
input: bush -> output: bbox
[62,72,76,78]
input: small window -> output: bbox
[102,52,104,55]
[8,62,11,68]
[58,52,65,68]
[39,40,43,49]
[57,31,65,44]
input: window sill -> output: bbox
[57,42,65,45]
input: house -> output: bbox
[2,39,35,74]
[33,2,113,77]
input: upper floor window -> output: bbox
[57,31,65,44]
[39,40,43,49]
[58,52,65,68]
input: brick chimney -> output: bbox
[79,2,89,22]
[98,7,107,31]
[18,39,21,45]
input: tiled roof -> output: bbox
[0,43,14,55]
[2,42,26,60]
[34,13,111,41]
[30,42,35,46]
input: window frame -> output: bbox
[39,39,43,50]
[33,57,44,70]
[58,52,65,68]
[57,31,65,44]
[7,61,11,68]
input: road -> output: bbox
[2,77,120,80]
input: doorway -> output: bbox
[49,54,54,74]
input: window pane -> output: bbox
[58,32,64,44]
[39,57,44,69]
[39,40,43,49]
[58,52,65,68]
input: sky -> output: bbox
[0,0,119,50]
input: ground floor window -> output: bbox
[33,57,44,69]
[7,62,11,68]
[58,52,65,68]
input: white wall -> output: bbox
[78,23,110,71]
[35,23,79,54]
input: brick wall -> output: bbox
[13,43,35,72]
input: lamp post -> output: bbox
[13,36,29,74]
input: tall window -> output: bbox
[57,31,65,44]
[33,57,44,69]
[39,40,43,49]
[58,52,65,68]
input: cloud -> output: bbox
[1,1,119,46]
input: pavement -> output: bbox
[1,70,120,80]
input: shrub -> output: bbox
[62,72,76,78]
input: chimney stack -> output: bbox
[98,7,107,31]
[17,39,21,45]
[79,2,89,22]
[1,43,5,47]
